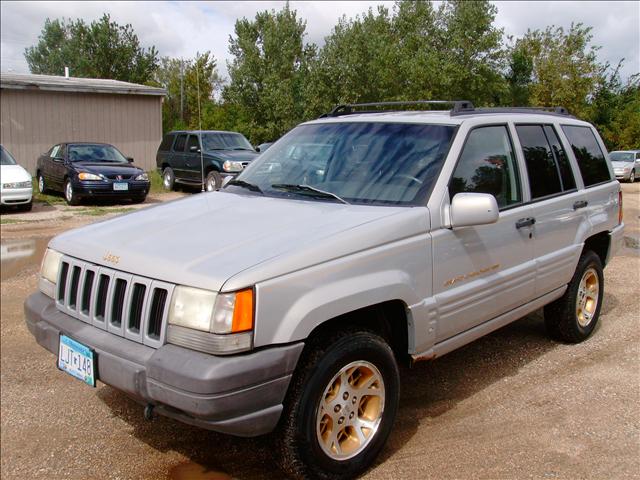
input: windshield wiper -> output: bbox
[232,147,253,151]
[227,179,263,194]
[271,184,349,204]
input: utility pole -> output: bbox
[179,59,184,122]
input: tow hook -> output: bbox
[144,404,155,421]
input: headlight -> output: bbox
[78,172,103,181]
[168,286,254,334]
[222,160,244,172]
[2,181,32,189]
[40,249,63,298]
[167,286,254,355]
[134,172,149,181]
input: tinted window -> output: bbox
[637,153,640,160]
[544,125,576,191]
[173,134,187,152]
[561,126,611,186]
[187,135,200,151]
[202,132,253,151]
[516,125,562,198]
[50,145,62,158]
[450,126,521,209]
[235,122,456,205]
[159,134,175,151]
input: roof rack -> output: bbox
[451,106,572,117]
[319,100,475,118]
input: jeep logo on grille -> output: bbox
[103,253,120,265]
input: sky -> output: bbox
[1,1,639,82]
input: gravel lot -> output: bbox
[1,184,638,480]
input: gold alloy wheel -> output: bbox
[316,361,385,461]
[576,267,599,327]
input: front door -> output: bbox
[432,124,536,342]
[185,134,203,182]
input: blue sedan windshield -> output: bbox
[68,144,128,163]
[229,122,456,205]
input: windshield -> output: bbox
[68,144,128,163]
[610,152,635,162]
[227,122,456,206]
[201,133,253,151]
[0,146,17,165]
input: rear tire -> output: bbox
[162,167,175,191]
[37,173,47,194]
[277,330,400,480]
[544,250,604,343]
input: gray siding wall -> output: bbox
[0,88,162,174]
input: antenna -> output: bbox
[195,57,205,192]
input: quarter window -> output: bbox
[450,126,521,209]
[561,125,611,186]
[173,134,187,152]
[516,125,575,199]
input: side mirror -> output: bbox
[189,146,200,153]
[450,193,499,228]
[126,157,134,163]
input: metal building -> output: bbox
[0,73,166,173]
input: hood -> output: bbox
[1,164,31,183]
[205,150,258,162]
[73,162,143,175]
[50,192,427,292]
[611,161,632,169]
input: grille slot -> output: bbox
[95,274,110,320]
[54,255,173,348]
[57,262,69,302]
[81,271,95,315]
[110,278,127,327]
[128,283,146,333]
[69,266,81,309]
[148,288,168,339]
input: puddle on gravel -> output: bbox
[0,237,51,281]
[169,462,234,480]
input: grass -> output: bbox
[149,169,165,194]
[74,207,135,217]
[0,217,25,225]
[31,178,65,206]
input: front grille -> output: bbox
[105,174,134,180]
[56,256,174,348]
[241,162,250,169]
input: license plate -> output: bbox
[113,182,128,191]
[58,335,96,387]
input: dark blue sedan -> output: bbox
[36,143,150,205]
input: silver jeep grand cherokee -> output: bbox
[26,101,624,479]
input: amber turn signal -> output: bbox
[232,288,254,333]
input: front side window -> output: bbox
[449,125,521,209]
[68,144,127,163]
[231,122,457,205]
[561,125,611,186]
[187,135,200,152]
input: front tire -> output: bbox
[544,250,604,343]
[64,179,80,206]
[278,330,400,480]
[205,171,222,192]
[629,170,635,183]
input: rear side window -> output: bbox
[516,125,576,199]
[450,125,521,209]
[173,134,187,152]
[159,134,174,151]
[561,125,611,186]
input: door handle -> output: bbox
[516,217,536,229]
[573,200,588,210]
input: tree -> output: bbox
[153,52,221,132]
[25,14,158,84]
[514,23,602,116]
[224,4,317,143]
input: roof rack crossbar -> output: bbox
[451,106,572,117]
[321,100,474,118]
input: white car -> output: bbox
[610,150,639,182]
[1,145,33,211]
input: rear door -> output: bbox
[170,134,188,181]
[50,144,67,189]
[513,124,586,296]
[432,124,536,341]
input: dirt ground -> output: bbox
[1,184,638,480]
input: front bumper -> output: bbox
[614,171,631,180]
[72,181,150,198]
[25,292,304,437]
[0,187,32,205]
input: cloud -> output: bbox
[1,0,638,82]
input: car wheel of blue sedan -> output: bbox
[64,179,80,206]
